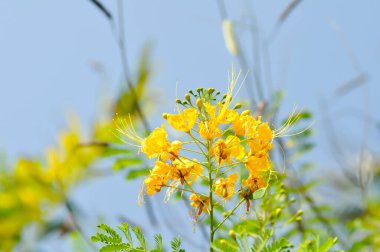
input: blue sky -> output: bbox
[1,1,380,250]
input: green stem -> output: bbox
[188,132,208,157]
[213,199,245,234]
[209,172,214,251]
[207,140,214,252]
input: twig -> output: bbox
[64,199,98,251]
[88,0,113,20]
[267,0,303,44]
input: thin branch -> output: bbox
[267,0,303,44]
[64,199,98,251]
[88,0,113,20]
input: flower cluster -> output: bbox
[120,86,274,216]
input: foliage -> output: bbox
[91,223,185,252]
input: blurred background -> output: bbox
[1,1,379,251]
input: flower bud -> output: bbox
[234,103,242,109]
[296,209,303,216]
[196,88,203,93]
[162,113,168,119]
[275,208,282,217]
[196,98,203,109]
[185,94,191,102]
[241,110,250,116]
[229,229,236,239]
[225,95,232,103]
[175,99,181,104]
[208,88,215,95]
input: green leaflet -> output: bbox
[92,222,185,252]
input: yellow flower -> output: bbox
[241,172,266,195]
[232,112,260,136]
[247,122,273,155]
[171,159,203,184]
[226,136,246,159]
[204,102,217,118]
[244,154,271,174]
[144,161,172,195]
[210,136,245,164]
[217,103,237,124]
[215,173,238,198]
[211,139,229,164]
[141,126,170,158]
[167,108,198,132]
[257,122,273,140]
[144,175,168,196]
[204,102,237,124]
[244,122,273,175]
[141,126,182,161]
[199,119,221,139]
[189,193,210,216]
[160,140,182,162]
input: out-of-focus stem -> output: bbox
[64,199,98,251]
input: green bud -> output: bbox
[185,93,191,102]
[162,113,168,119]
[175,99,181,104]
[196,88,203,93]
[296,209,303,216]
[275,208,282,217]
[208,88,215,95]
[234,103,242,109]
